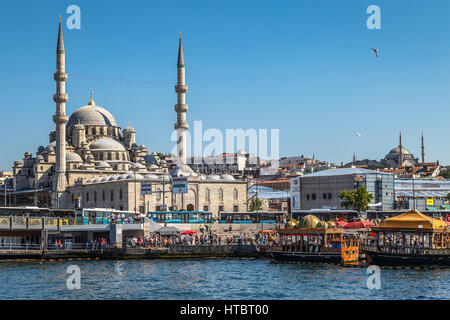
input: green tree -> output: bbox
[447,192,450,202]
[339,187,374,214]
[249,197,263,211]
[440,171,450,179]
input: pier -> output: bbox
[0,244,263,261]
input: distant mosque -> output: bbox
[348,132,426,169]
[6,19,247,217]
[382,132,421,168]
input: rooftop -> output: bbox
[300,168,390,178]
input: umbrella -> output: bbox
[344,221,375,229]
[334,220,348,227]
[181,230,197,235]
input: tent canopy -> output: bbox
[376,210,447,230]
[344,221,374,229]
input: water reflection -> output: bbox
[0,259,448,300]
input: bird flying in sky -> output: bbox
[371,48,379,57]
[355,131,361,137]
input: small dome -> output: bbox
[132,162,146,169]
[66,152,83,163]
[126,173,143,180]
[144,154,160,166]
[101,177,109,182]
[299,214,320,229]
[123,125,135,133]
[90,139,126,151]
[118,174,129,180]
[68,104,118,127]
[285,220,297,229]
[144,174,158,180]
[85,178,93,184]
[160,174,171,182]
[92,177,102,183]
[170,164,198,177]
[46,141,56,152]
[206,175,221,181]
[220,174,235,181]
[316,221,329,229]
[108,176,117,181]
[95,161,111,168]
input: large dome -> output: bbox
[385,146,415,161]
[67,105,118,127]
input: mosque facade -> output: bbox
[7,21,247,218]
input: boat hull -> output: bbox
[365,250,450,266]
[269,251,342,263]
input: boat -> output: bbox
[268,215,360,264]
[362,210,450,266]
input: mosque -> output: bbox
[6,20,247,218]
[348,132,423,169]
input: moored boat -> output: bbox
[269,215,360,264]
[363,210,449,266]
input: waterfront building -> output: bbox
[394,178,450,211]
[1,21,247,219]
[290,168,395,211]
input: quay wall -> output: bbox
[0,245,262,261]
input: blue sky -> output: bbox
[0,0,449,170]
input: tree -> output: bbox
[339,187,374,215]
[249,197,263,212]
[440,171,450,179]
[446,192,450,202]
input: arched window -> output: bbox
[205,188,210,200]
[94,191,97,202]
[86,191,89,202]
[218,188,223,200]
[111,189,114,201]
[233,188,238,200]
[119,188,123,200]
[102,190,105,201]
[91,127,96,135]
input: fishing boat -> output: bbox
[362,210,449,266]
[269,215,360,264]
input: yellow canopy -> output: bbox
[377,210,447,230]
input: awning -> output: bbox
[376,210,447,230]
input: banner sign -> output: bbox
[172,177,188,194]
[426,198,434,206]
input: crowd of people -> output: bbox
[123,229,281,248]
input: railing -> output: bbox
[0,242,111,251]
[362,244,446,255]
[0,243,42,251]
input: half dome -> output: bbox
[90,138,126,151]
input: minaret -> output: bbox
[174,33,188,165]
[52,17,69,208]
[421,132,425,165]
[352,152,356,163]
[398,131,403,166]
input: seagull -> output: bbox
[371,48,379,57]
[355,131,361,137]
